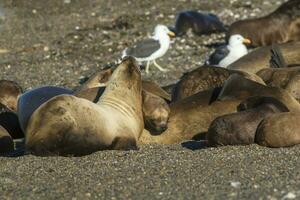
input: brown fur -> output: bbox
[207,96,289,146]
[172,66,265,101]
[0,125,14,153]
[256,112,300,147]
[228,0,300,47]
[25,57,144,156]
[0,80,22,112]
[227,42,300,74]
[257,67,300,101]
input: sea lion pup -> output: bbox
[227,42,300,74]
[25,57,143,156]
[227,0,300,47]
[172,66,265,101]
[0,80,22,112]
[17,86,73,132]
[171,11,226,36]
[256,112,300,148]
[207,96,289,147]
[138,87,240,145]
[218,74,300,112]
[0,125,14,153]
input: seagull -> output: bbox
[122,24,175,73]
[205,34,251,68]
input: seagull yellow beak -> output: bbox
[168,31,176,37]
[243,38,251,45]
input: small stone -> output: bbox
[230,181,241,188]
[283,192,296,199]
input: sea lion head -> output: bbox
[0,80,22,112]
[142,91,170,134]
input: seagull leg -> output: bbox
[145,61,151,74]
[153,60,168,72]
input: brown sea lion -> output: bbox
[207,96,289,146]
[227,42,300,74]
[218,74,300,112]
[171,11,226,36]
[0,80,22,112]
[255,112,300,147]
[138,87,240,145]
[0,125,14,153]
[25,57,144,156]
[172,66,265,101]
[227,0,300,47]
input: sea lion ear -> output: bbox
[269,44,287,68]
[237,96,290,112]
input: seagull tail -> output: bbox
[269,44,287,68]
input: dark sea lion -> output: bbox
[171,11,226,36]
[138,87,240,145]
[0,125,14,153]
[227,42,300,74]
[207,96,289,146]
[17,86,73,132]
[227,0,300,47]
[218,74,300,112]
[0,102,23,139]
[0,80,22,112]
[25,57,144,156]
[172,66,265,101]
[256,112,300,147]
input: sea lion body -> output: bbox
[17,86,73,132]
[256,112,300,147]
[172,66,265,101]
[228,0,300,47]
[173,11,226,36]
[227,42,300,74]
[0,125,14,153]
[25,57,144,156]
[0,80,22,112]
[207,96,289,146]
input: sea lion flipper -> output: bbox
[270,44,287,68]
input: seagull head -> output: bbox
[228,34,251,46]
[153,24,175,38]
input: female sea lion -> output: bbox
[207,96,289,146]
[227,42,300,74]
[172,66,265,101]
[0,80,22,112]
[227,0,300,47]
[218,74,300,112]
[138,87,240,145]
[171,11,226,36]
[255,112,300,148]
[25,57,144,156]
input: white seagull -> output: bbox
[206,34,251,68]
[122,24,175,73]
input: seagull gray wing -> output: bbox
[125,38,161,58]
[207,45,230,65]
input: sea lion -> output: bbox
[227,42,300,74]
[218,74,300,112]
[257,67,300,101]
[0,102,23,139]
[0,80,22,112]
[25,57,144,156]
[0,125,14,153]
[255,112,300,148]
[138,87,240,145]
[17,86,73,132]
[227,0,300,47]
[171,11,226,36]
[172,66,265,101]
[207,96,289,146]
